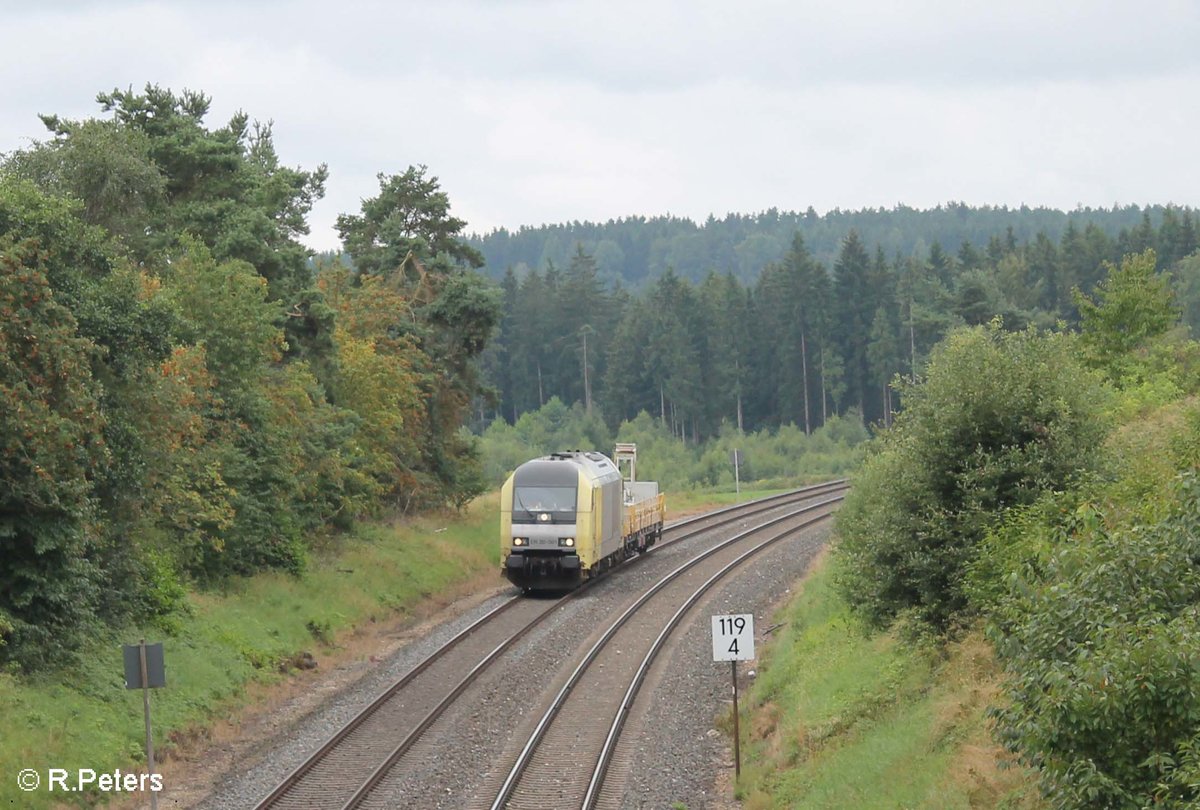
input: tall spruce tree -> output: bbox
[833,231,875,421]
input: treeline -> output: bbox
[834,249,1200,807]
[467,203,1198,287]
[476,396,866,491]
[0,86,497,670]
[483,213,1200,435]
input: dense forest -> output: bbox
[480,208,1200,435]
[466,204,1197,287]
[0,86,498,670]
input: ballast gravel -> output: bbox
[616,524,830,810]
[190,501,831,810]
[190,589,516,810]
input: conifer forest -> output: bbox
[6,83,1200,809]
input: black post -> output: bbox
[731,659,741,778]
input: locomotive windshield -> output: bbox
[513,486,576,518]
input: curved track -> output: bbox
[254,481,846,810]
[483,496,840,810]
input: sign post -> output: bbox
[712,613,755,778]
[124,640,165,810]
[729,449,743,495]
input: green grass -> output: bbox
[730,557,1043,810]
[665,486,792,515]
[664,476,842,517]
[0,478,836,808]
[0,494,500,809]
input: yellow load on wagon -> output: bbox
[623,492,665,537]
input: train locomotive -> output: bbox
[500,443,664,590]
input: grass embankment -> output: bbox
[0,484,788,808]
[730,554,1043,810]
[0,494,501,809]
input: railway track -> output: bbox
[253,481,846,810]
[482,495,840,810]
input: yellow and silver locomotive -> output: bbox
[500,443,664,590]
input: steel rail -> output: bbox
[338,485,849,808]
[252,596,525,809]
[580,503,838,809]
[661,478,846,533]
[254,480,846,809]
[487,494,843,810]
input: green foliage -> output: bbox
[868,251,1200,807]
[990,475,1200,809]
[963,488,1085,619]
[0,89,498,669]
[2,117,166,257]
[0,502,499,809]
[1075,249,1180,379]
[335,165,483,276]
[150,238,348,578]
[480,207,1197,437]
[470,204,1192,287]
[0,177,114,310]
[0,240,106,669]
[478,396,613,483]
[476,399,866,490]
[89,84,328,297]
[735,561,1040,809]
[335,167,499,512]
[1172,253,1200,336]
[833,324,1109,631]
[163,237,285,387]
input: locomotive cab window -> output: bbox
[513,486,576,520]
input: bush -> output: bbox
[990,474,1200,809]
[477,400,867,491]
[478,397,613,484]
[833,324,1109,631]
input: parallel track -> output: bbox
[254,481,846,810]
[484,496,841,810]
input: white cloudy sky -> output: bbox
[3,1,1198,251]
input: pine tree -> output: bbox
[867,304,901,426]
[833,231,875,421]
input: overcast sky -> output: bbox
[3,1,1199,252]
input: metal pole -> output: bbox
[140,640,158,810]
[731,659,741,779]
[734,453,741,496]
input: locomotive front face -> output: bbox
[505,459,582,589]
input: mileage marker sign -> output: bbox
[711,613,755,661]
[711,613,755,778]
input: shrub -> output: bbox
[477,400,867,491]
[833,324,1109,631]
[990,474,1200,809]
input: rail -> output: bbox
[486,494,842,809]
[253,480,847,809]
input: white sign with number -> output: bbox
[711,613,755,661]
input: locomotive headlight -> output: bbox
[512,537,527,546]
[559,537,575,547]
